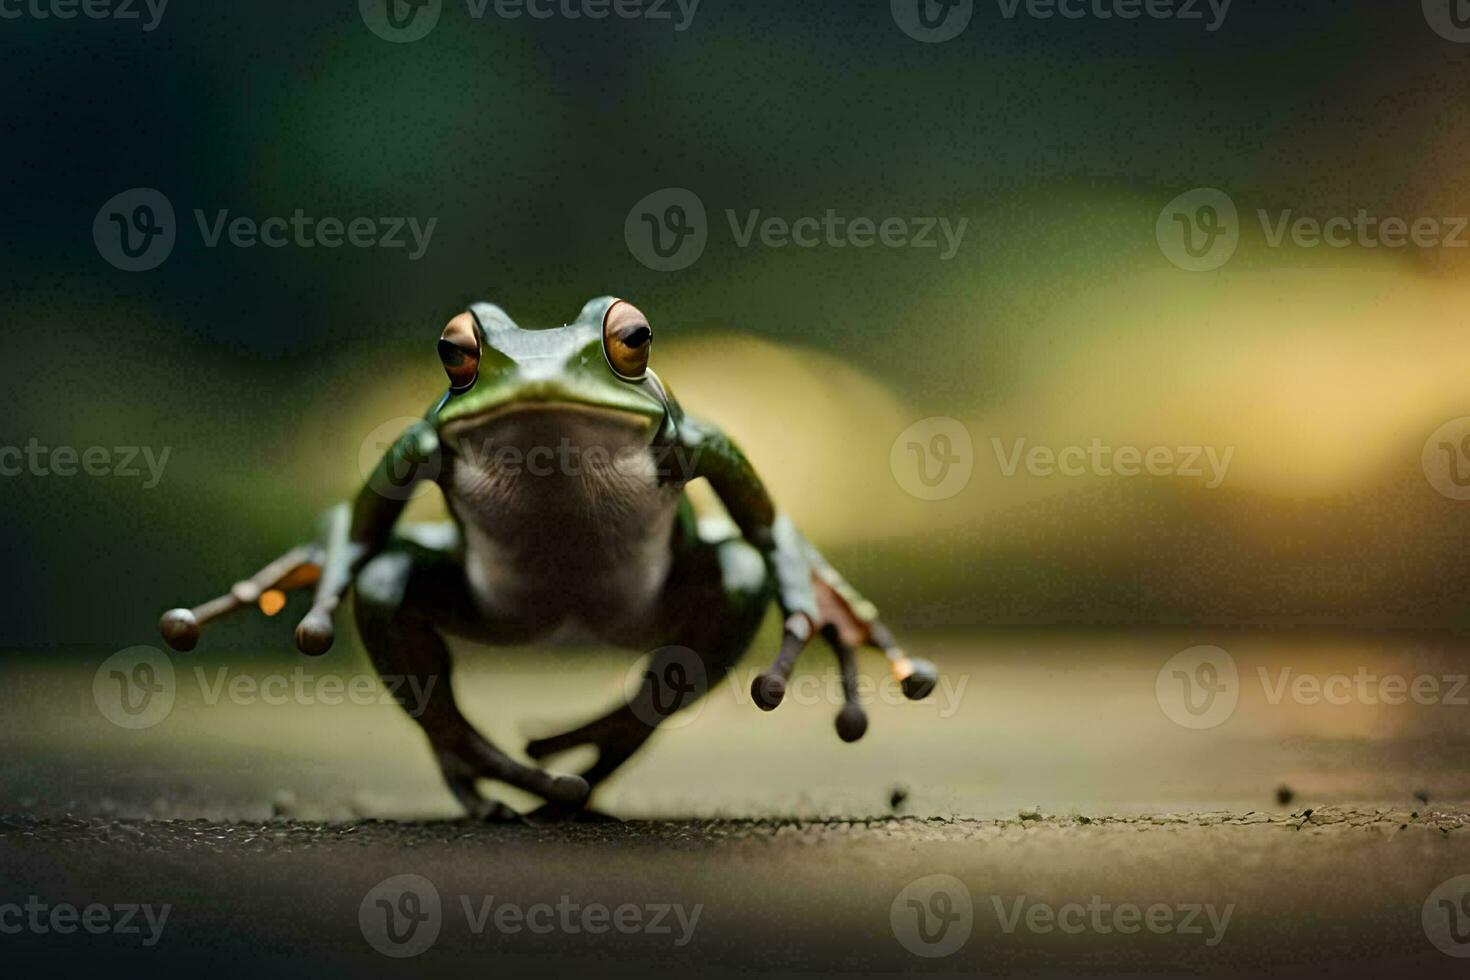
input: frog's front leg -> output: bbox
[158,421,439,655]
[355,539,590,818]
[683,417,939,739]
[158,540,323,652]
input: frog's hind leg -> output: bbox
[524,529,774,796]
[353,534,590,819]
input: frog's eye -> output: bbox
[437,312,480,391]
[602,299,652,381]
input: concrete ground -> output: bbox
[4,628,1470,975]
[2,808,1467,977]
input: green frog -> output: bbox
[158,297,937,819]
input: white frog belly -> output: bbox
[440,404,681,641]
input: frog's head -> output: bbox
[430,297,675,457]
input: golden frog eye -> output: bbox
[437,311,480,391]
[602,299,652,380]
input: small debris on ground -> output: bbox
[271,790,298,819]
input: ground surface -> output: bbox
[5,628,1470,975]
[3,808,1467,977]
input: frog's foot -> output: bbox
[524,708,654,789]
[436,752,535,823]
[821,624,869,743]
[753,566,939,742]
[441,772,524,823]
[431,725,591,812]
[159,543,322,652]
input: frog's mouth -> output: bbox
[440,402,658,464]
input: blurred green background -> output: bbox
[4,0,1470,654]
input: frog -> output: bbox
[157,297,939,820]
